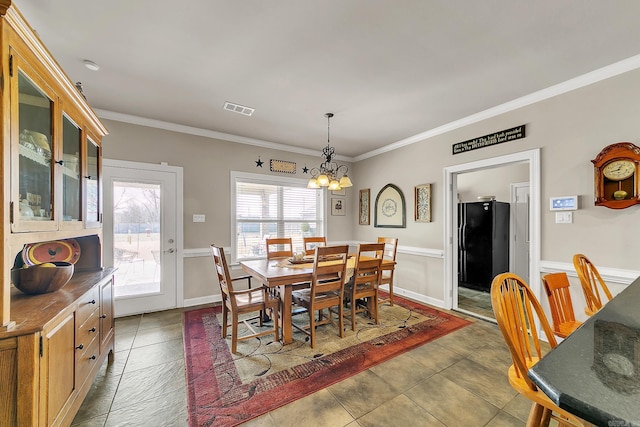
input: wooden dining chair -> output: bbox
[491,273,586,427]
[211,244,279,353]
[573,254,613,316]
[376,237,398,306]
[344,243,384,331]
[541,272,582,338]
[303,236,326,255]
[291,245,349,348]
[265,237,294,259]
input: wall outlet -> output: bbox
[193,214,206,223]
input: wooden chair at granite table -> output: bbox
[266,237,294,260]
[211,244,279,354]
[491,273,586,427]
[291,245,349,348]
[573,254,613,317]
[541,272,583,339]
[376,237,398,306]
[344,243,384,331]
[303,236,326,255]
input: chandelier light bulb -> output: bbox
[317,174,330,187]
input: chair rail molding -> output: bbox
[540,260,639,285]
[182,243,443,259]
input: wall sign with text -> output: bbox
[453,125,526,155]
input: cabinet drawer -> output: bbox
[76,334,99,388]
[76,287,99,327]
[76,310,99,348]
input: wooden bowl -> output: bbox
[11,261,74,295]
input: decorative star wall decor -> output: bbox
[302,165,309,174]
[255,156,263,167]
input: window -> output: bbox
[231,172,325,262]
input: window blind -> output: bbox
[232,172,325,262]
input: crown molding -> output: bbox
[97,54,640,164]
[95,109,354,162]
[354,54,640,162]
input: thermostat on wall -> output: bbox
[550,196,578,211]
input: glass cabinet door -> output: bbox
[13,60,57,232]
[85,136,102,227]
[62,115,82,224]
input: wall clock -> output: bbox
[592,142,640,209]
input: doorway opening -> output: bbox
[444,149,541,321]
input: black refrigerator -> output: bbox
[458,200,510,292]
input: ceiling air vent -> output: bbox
[223,101,254,116]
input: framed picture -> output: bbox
[331,188,346,196]
[415,183,432,222]
[374,184,406,228]
[359,189,370,225]
[331,198,345,216]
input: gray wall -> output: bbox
[101,121,353,300]
[103,67,640,312]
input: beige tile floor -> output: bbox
[72,305,537,427]
[457,287,494,319]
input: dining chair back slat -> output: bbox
[573,254,613,317]
[542,272,582,338]
[303,236,327,255]
[266,237,293,259]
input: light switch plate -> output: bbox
[555,212,572,224]
[193,214,206,223]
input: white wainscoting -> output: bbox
[182,246,639,309]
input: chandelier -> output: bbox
[307,113,353,190]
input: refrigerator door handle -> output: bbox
[461,223,467,250]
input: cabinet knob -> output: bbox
[85,175,92,179]
[89,299,96,305]
[100,314,107,319]
[55,160,64,165]
[76,344,84,350]
[89,327,96,333]
[90,355,96,360]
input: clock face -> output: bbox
[603,160,635,181]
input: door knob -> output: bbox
[165,248,175,254]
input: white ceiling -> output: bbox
[13,0,640,159]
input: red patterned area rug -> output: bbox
[183,293,470,427]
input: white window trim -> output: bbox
[230,171,327,263]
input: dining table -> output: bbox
[240,255,395,345]
[528,275,640,427]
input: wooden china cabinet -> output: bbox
[0,2,114,426]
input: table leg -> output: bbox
[277,284,294,344]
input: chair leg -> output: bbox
[525,402,547,427]
[338,302,344,338]
[221,305,229,339]
[388,278,394,306]
[272,306,279,341]
[231,313,239,354]
[309,307,316,348]
[373,293,379,324]
[350,298,357,331]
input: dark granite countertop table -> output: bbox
[529,275,640,427]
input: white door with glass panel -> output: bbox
[103,159,182,317]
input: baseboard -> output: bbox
[183,294,221,308]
